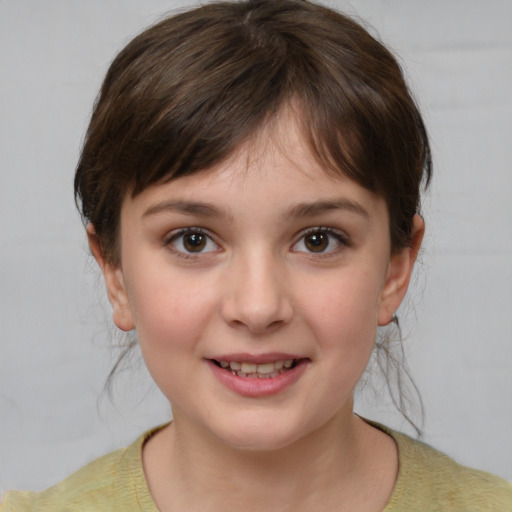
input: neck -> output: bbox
[142,405,397,511]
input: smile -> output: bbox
[214,359,296,379]
[208,356,309,397]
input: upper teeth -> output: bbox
[219,360,294,374]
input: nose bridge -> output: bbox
[222,245,293,333]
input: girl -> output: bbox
[2,0,511,510]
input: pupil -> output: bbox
[184,233,206,252]
[306,233,328,252]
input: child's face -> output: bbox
[95,115,418,451]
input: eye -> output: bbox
[167,228,219,255]
[292,228,348,254]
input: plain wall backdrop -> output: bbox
[1,0,511,491]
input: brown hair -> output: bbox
[75,0,431,265]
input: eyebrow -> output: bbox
[142,198,369,221]
[286,199,370,219]
[143,200,228,219]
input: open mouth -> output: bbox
[211,359,303,379]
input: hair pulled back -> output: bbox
[75,0,431,264]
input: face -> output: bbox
[92,114,421,451]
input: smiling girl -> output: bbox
[2,0,511,510]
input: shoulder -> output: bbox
[1,428,162,512]
[379,424,512,511]
[1,447,130,512]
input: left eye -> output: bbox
[292,228,347,254]
[168,229,219,254]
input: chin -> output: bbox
[219,429,300,452]
[209,412,321,453]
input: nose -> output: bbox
[220,250,294,334]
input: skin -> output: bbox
[89,112,424,511]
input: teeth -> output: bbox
[217,359,297,378]
[256,363,275,374]
[241,362,257,373]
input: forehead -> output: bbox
[151,108,346,193]
[121,112,388,225]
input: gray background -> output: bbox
[1,0,511,491]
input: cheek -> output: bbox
[124,270,219,400]
[124,268,218,353]
[307,274,382,392]
[297,267,384,397]
[299,269,383,345]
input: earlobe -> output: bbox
[378,214,425,326]
[86,223,135,332]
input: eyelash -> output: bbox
[165,228,220,259]
[164,226,350,259]
[292,227,350,256]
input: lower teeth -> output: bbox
[231,368,287,379]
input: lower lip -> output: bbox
[207,360,308,397]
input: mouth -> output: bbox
[207,355,310,397]
[211,358,304,379]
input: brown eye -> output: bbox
[169,229,218,255]
[292,228,348,255]
[304,232,329,252]
[183,232,206,252]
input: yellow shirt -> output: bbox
[2,423,512,511]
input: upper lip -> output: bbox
[208,352,308,364]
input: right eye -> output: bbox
[167,228,219,256]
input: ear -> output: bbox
[378,214,425,326]
[86,223,135,332]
